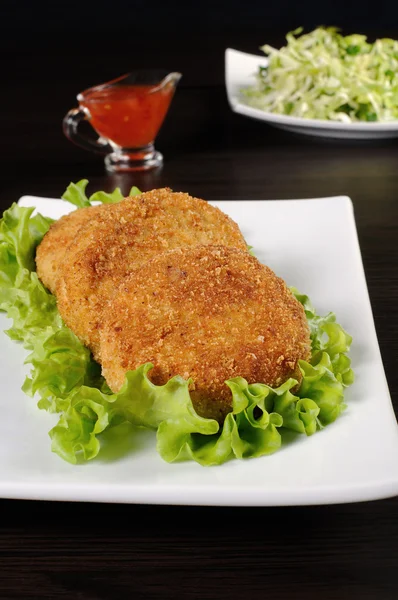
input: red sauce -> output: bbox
[81,84,175,148]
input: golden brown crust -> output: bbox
[55,189,248,356]
[99,245,311,422]
[35,205,103,294]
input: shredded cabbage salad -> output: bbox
[0,181,354,466]
[242,27,398,122]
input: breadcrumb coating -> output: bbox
[100,245,311,422]
[55,189,248,357]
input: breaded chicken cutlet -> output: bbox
[55,189,248,357]
[100,245,311,422]
[35,204,103,294]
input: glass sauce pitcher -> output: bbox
[63,70,181,172]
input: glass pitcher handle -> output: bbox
[63,108,111,154]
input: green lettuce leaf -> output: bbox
[0,182,354,466]
[22,325,100,413]
[62,179,91,207]
[291,288,354,387]
[49,364,219,464]
[62,179,142,207]
[0,204,57,347]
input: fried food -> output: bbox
[56,189,248,357]
[35,205,103,294]
[100,245,311,422]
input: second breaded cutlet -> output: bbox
[100,245,311,422]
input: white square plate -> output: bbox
[226,48,398,139]
[0,195,397,505]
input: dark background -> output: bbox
[2,0,398,194]
[1,2,398,599]
[2,0,397,62]
[0,0,396,37]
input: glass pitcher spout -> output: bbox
[157,72,182,90]
[77,70,182,98]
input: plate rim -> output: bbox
[0,476,398,505]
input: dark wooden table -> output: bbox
[0,31,397,600]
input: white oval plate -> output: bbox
[225,48,398,139]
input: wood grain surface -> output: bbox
[0,31,397,600]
